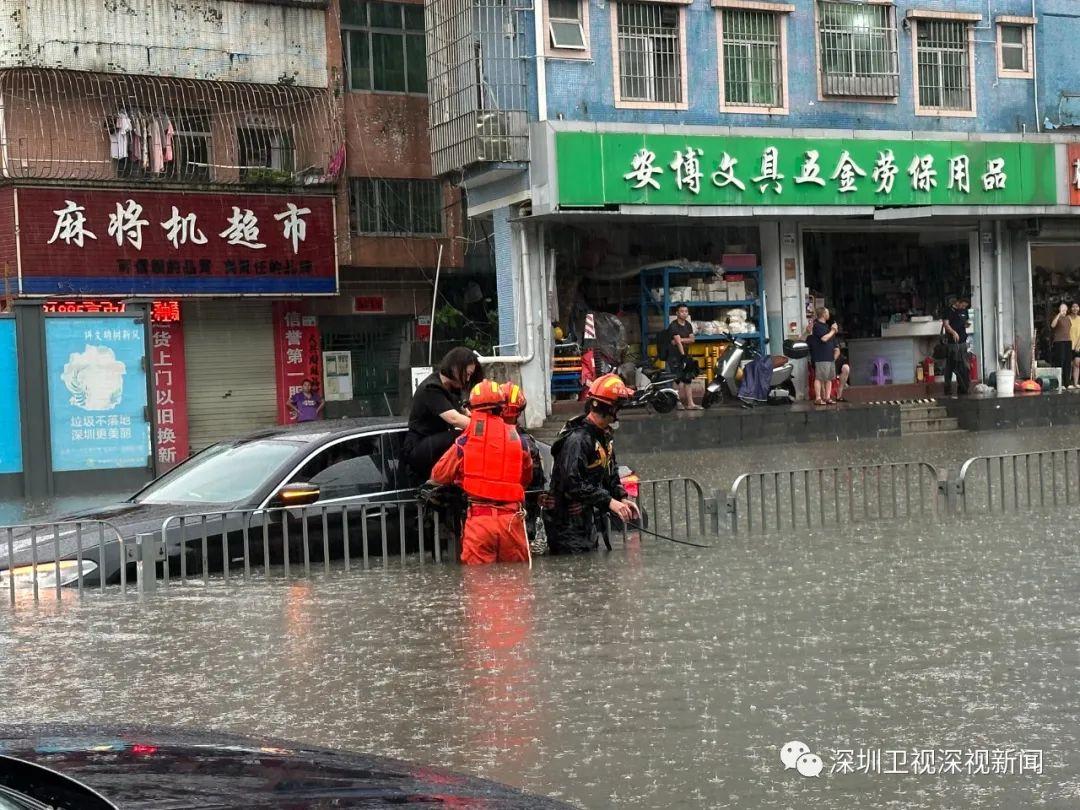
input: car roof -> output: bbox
[232,417,407,445]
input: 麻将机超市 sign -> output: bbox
[555,132,1058,208]
[2,187,337,296]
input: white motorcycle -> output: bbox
[701,338,810,408]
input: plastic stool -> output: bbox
[871,357,892,386]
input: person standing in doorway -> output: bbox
[809,307,838,406]
[943,297,972,397]
[1069,302,1080,390]
[287,379,324,423]
[1050,302,1073,391]
[666,304,701,410]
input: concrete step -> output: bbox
[901,417,960,434]
[900,406,949,422]
[898,399,942,411]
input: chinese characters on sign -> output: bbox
[557,133,1058,208]
[151,307,189,473]
[45,316,151,472]
[11,188,337,295]
[273,302,323,424]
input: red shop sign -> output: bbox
[353,295,385,313]
[273,302,323,424]
[151,307,190,473]
[2,187,337,296]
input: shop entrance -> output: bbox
[802,228,971,387]
[1030,244,1080,382]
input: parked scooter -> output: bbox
[701,338,810,408]
[623,362,680,414]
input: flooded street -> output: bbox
[2,502,1079,807]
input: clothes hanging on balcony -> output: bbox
[149,116,164,173]
[163,116,175,164]
[109,111,132,161]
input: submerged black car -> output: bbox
[0,419,639,588]
[0,725,574,808]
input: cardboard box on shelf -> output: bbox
[727,281,746,300]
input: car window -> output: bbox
[289,436,387,501]
[380,430,410,491]
[136,440,301,505]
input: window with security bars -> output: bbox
[616,2,682,104]
[817,1,898,97]
[342,1,427,94]
[916,19,972,111]
[350,178,443,235]
[721,9,782,108]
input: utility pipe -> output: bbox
[427,243,444,366]
[995,220,1005,366]
[533,0,548,122]
[1032,0,1041,131]
[477,223,536,365]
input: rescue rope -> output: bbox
[628,521,712,549]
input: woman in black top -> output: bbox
[403,347,482,481]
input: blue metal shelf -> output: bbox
[639,263,766,359]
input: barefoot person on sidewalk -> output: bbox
[667,304,702,410]
[1069,302,1080,389]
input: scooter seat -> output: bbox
[770,356,790,369]
[652,372,678,384]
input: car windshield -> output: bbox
[134,440,302,506]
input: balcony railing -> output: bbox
[0,69,341,188]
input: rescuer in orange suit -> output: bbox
[430,380,534,565]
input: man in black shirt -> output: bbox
[942,297,970,397]
[403,347,480,481]
[666,304,701,410]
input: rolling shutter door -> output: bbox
[184,300,276,450]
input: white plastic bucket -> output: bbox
[996,369,1015,397]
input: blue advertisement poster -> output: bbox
[46,317,150,472]
[0,320,22,474]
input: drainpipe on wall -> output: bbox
[995,220,1005,366]
[533,0,548,121]
[1032,0,1041,131]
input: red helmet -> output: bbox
[468,379,505,411]
[499,382,527,421]
[586,373,634,406]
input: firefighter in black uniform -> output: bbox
[545,373,639,555]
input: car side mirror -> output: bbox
[273,482,321,508]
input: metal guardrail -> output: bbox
[0,478,710,605]
[0,520,128,604]
[726,462,943,536]
[13,450,1080,606]
[955,449,1080,516]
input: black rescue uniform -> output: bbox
[543,414,626,555]
[403,373,463,482]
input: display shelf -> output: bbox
[639,263,766,360]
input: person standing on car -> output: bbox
[403,347,482,482]
[666,304,702,410]
[544,374,639,555]
[943,297,972,397]
[430,380,533,565]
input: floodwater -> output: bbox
[2,510,1080,807]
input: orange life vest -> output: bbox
[461,411,526,504]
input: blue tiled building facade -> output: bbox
[433,0,1080,418]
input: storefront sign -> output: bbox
[273,302,323,423]
[7,188,337,296]
[43,299,128,314]
[152,310,189,473]
[556,133,1058,208]
[45,316,151,471]
[353,295,385,313]
[1068,143,1080,206]
[0,319,21,474]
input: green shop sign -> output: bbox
[555,131,1058,207]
